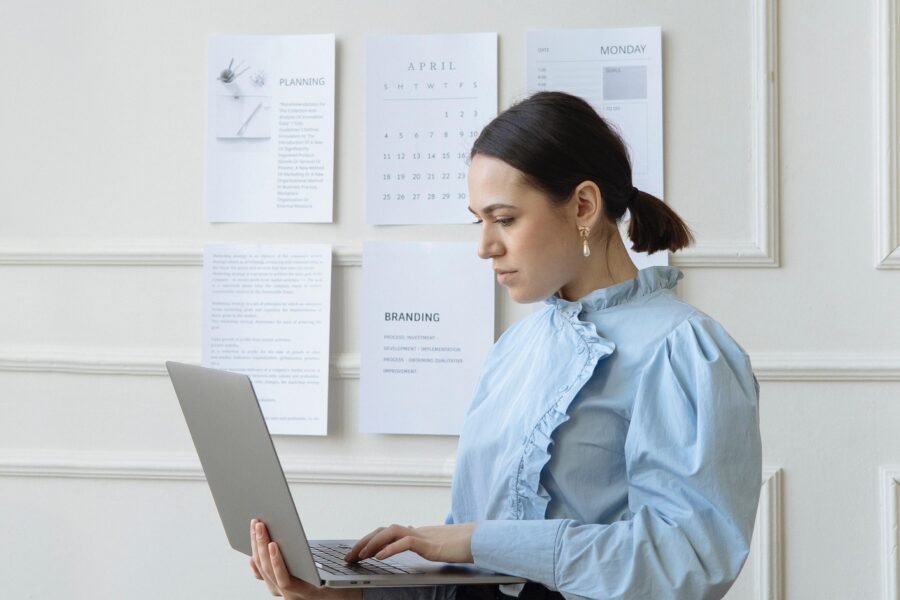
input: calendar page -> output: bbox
[366,33,498,225]
[527,27,666,268]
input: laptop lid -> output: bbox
[165,361,322,585]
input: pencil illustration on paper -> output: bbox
[214,55,272,140]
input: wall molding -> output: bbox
[0,347,360,379]
[0,240,783,269]
[757,467,783,600]
[751,352,900,382]
[876,0,900,268]
[674,0,780,268]
[882,467,900,600]
[0,244,362,267]
[671,241,776,268]
[3,347,900,381]
[0,449,455,487]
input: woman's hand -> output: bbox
[249,519,362,599]
[344,523,477,564]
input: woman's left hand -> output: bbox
[250,519,361,599]
[344,523,477,564]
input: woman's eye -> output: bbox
[470,218,513,226]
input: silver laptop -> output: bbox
[165,361,526,589]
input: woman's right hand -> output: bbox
[249,518,362,600]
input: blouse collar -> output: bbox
[544,265,684,315]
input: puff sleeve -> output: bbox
[470,313,763,599]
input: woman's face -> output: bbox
[467,155,582,303]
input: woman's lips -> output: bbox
[497,271,516,283]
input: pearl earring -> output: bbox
[579,226,591,257]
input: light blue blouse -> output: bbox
[366,266,762,600]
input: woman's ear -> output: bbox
[573,180,603,228]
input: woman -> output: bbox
[249,91,762,600]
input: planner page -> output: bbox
[206,34,335,223]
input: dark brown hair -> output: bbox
[469,91,694,254]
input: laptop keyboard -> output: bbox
[310,542,425,576]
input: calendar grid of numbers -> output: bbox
[366,33,498,224]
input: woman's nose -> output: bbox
[477,227,501,260]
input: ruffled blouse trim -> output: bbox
[512,310,616,520]
[544,265,684,314]
[513,266,684,520]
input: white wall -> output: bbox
[1,0,899,598]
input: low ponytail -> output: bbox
[627,189,695,254]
